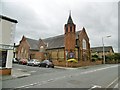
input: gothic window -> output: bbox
[73,25,75,32]
[40,46,44,52]
[21,47,23,53]
[83,39,86,49]
[66,27,68,33]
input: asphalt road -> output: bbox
[2,64,120,89]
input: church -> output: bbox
[17,13,91,65]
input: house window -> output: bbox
[83,39,86,49]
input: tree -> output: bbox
[106,53,120,63]
[92,54,99,62]
[113,53,120,63]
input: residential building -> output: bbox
[0,15,18,75]
[91,46,114,59]
[0,15,18,68]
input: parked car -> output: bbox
[39,60,54,68]
[19,59,28,65]
[12,58,18,63]
[27,59,40,66]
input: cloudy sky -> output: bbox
[0,0,119,52]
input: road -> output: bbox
[2,64,120,89]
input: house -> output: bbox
[17,13,91,64]
[0,15,18,75]
[91,46,114,59]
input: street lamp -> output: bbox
[102,35,111,64]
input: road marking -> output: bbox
[88,85,101,90]
[114,83,118,88]
[17,69,22,70]
[15,65,118,88]
[30,71,36,73]
[106,76,119,88]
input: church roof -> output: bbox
[43,35,64,49]
[26,38,39,50]
[24,31,80,50]
[43,31,80,49]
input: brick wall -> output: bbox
[53,60,102,67]
[17,36,30,59]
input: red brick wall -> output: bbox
[17,36,45,61]
[30,51,44,61]
[53,60,102,67]
[64,24,76,60]
[17,36,30,59]
[78,28,91,61]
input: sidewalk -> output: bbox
[1,68,31,81]
[54,66,78,69]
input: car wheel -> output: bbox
[46,65,49,68]
[52,66,54,68]
[39,64,41,67]
[32,64,34,66]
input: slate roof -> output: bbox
[43,35,64,49]
[26,38,39,50]
[25,31,81,50]
[43,31,80,49]
[91,46,114,53]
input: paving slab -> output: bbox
[0,68,31,81]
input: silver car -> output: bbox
[27,59,40,66]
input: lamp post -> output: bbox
[102,35,111,64]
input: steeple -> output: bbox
[67,11,74,24]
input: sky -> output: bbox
[0,0,119,52]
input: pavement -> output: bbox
[0,68,31,81]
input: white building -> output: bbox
[0,15,18,68]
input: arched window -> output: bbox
[66,27,68,33]
[40,46,44,52]
[21,47,23,53]
[70,26,72,32]
[83,39,86,49]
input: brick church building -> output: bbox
[17,13,91,65]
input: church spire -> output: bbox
[67,10,74,24]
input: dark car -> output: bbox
[39,60,54,68]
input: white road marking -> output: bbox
[17,69,22,70]
[114,83,118,88]
[15,65,118,88]
[106,76,119,88]
[30,71,36,73]
[88,85,101,90]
